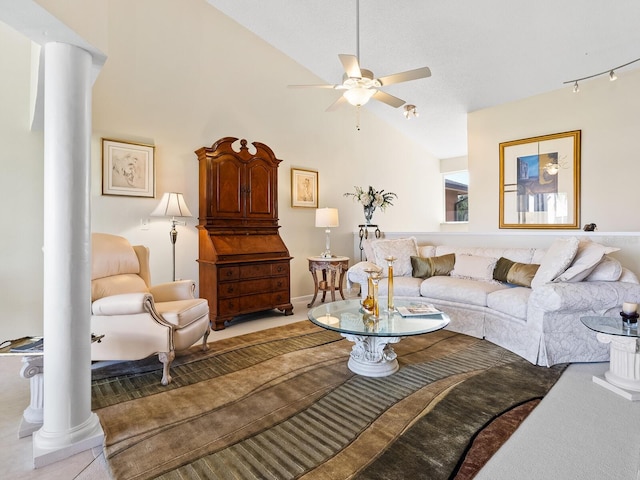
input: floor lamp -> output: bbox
[151,192,193,281]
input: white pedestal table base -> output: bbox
[594,332,640,401]
[342,334,402,377]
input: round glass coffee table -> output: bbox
[308,299,450,377]
[581,316,640,400]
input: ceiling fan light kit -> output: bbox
[288,0,431,117]
[403,104,418,119]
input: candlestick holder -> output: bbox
[361,268,377,314]
[620,311,639,325]
[385,256,396,312]
[370,271,381,318]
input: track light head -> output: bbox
[573,81,579,93]
[609,70,618,81]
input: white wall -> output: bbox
[0,0,442,338]
[468,68,640,232]
[0,22,44,341]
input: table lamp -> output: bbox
[315,207,339,258]
[151,192,192,281]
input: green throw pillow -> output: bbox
[411,254,455,279]
[493,257,540,288]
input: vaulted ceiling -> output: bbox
[207,0,640,159]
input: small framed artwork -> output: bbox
[291,167,318,208]
[499,130,581,229]
[102,138,155,197]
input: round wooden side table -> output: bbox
[307,256,349,307]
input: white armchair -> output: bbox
[90,233,210,385]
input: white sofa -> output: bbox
[347,236,640,367]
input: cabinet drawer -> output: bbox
[272,276,289,292]
[239,293,272,311]
[217,298,238,314]
[218,266,239,281]
[239,264,272,279]
[271,262,289,276]
[218,282,239,299]
[272,291,289,305]
[239,278,273,295]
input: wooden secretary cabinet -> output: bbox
[196,137,293,330]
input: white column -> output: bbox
[32,42,104,468]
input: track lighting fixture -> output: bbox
[564,57,640,92]
[403,104,418,119]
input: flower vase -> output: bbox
[363,205,375,225]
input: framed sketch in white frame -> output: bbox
[102,138,155,197]
[291,167,318,208]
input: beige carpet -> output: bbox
[91,321,566,480]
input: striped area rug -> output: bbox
[91,321,566,480]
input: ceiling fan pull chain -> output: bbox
[356,105,361,131]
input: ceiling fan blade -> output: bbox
[372,90,405,108]
[338,54,362,78]
[288,84,336,89]
[377,66,432,86]
[325,94,348,112]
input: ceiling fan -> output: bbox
[288,0,431,112]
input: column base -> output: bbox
[19,419,42,439]
[342,334,402,377]
[593,375,640,401]
[33,413,104,468]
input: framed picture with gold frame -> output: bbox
[291,167,318,208]
[499,130,581,229]
[102,138,155,197]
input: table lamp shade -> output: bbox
[315,208,339,228]
[151,192,192,218]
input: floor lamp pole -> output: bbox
[170,219,178,282]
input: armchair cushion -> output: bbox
[91,274,148,301]
[92,292,151,315]
[155,299,210,328]
[92,233,141,279]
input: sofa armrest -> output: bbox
[92,293,151,315]
[150,280,196,302]
[529,281,640,313]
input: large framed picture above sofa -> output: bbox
[499,130,581,229]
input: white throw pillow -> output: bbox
[417,245,436,258]
[585,255,623,282]
[555,240,620,282]
[451,254,498,282]
[362,239,376,262]
[371,237,418,277]
[531,237,580,289]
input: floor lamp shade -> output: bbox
[316,208,339,258]
[151,192,193,218]
[151,192,193,281]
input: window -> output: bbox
[443,171,469,222]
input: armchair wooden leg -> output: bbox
[202,326,211,351]
[158,351,175,386]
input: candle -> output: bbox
[622,302,638,314]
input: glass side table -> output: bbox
[581,316,640,401]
